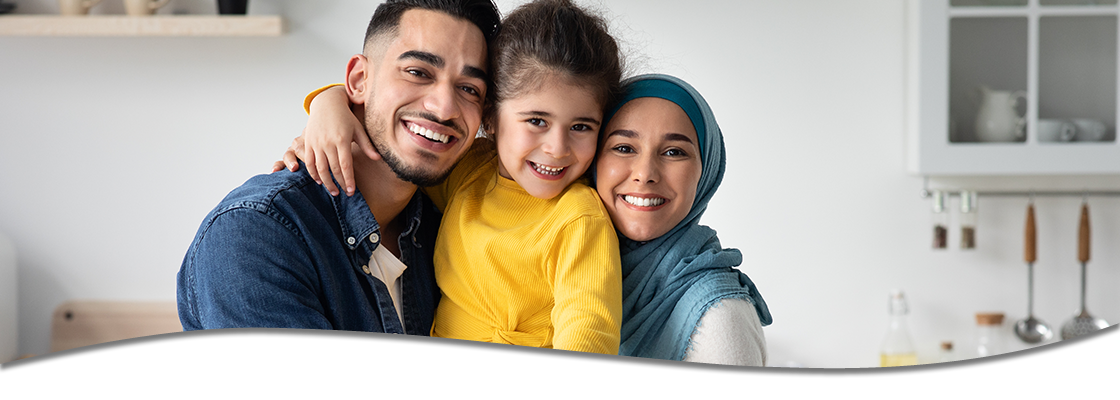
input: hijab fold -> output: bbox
[609,74,773,361]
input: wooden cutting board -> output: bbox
[50,300,182,353]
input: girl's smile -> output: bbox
[494,76,602,200]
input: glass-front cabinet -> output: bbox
[907,0,1120,175]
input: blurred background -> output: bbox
[0,0,1116,368]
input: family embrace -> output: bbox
[177,0,772,366]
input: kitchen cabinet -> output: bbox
[906,0,1120,175]
[0,15,282,37]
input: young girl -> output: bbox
[284,0,624,354]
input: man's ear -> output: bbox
[345,54,370,105]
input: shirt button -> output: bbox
[347,237,356,245]
[369,232,380,243]
[362,265,371,275]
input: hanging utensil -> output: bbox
[1014,202,1052,344]
[1060,202,1109,340]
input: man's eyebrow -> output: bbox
[399,50,486,83]
[399,50,443,68]
[462,66,487,82]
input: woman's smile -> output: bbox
[596,97,702,242]
[620,194,668,209]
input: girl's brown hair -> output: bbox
[489,0,623,121]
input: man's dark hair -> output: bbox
[364,0,501,51]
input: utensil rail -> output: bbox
[919,178,1120,199]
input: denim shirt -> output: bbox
[177,164,441,335]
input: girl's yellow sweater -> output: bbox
[424,140,621,354]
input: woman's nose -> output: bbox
[632,154,659,183]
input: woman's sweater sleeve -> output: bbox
[682,298,768,366]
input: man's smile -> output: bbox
[406,121,454,144]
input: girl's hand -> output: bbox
[271,135,307,174]
[272,86,380,196]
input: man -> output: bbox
[177,0,500,335]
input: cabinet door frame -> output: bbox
[906,0,1120,176]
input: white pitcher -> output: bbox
[974,86,1027,142]
[58,0,102,15]
[123,0,170,16]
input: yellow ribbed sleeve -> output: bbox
[428,141,622,354]
[303,83,344,114]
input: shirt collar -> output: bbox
[333,186,425,251]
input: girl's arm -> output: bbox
[550,214,623,354]
[274,84,379,197]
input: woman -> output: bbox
[274,74,772,365]
[594,74,772,365]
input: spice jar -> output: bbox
[959,191,978,249]
[937,341,956,363]
[974,312,1004,358]
[931,190,948,249]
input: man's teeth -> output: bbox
[532,162,565,176]
[408,123,450,144]
[624,195,666,207]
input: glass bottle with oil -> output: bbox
[880,290,918,367]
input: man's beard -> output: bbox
[367,112,456,187]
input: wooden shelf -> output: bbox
[0,15,283,37]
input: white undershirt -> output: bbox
[367,245,408,330]
[682,298,768,366]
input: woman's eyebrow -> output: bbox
[606,129,638,139]
[664,133,694,144]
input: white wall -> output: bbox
[1,0,1116,368]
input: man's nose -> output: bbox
[423,83,461,122]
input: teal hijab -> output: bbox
[602,74,773,361]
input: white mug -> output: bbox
[123,0,171,16]
[58,0,103,15]
[1071,119,1108,142]
[1037,119,1076,143]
